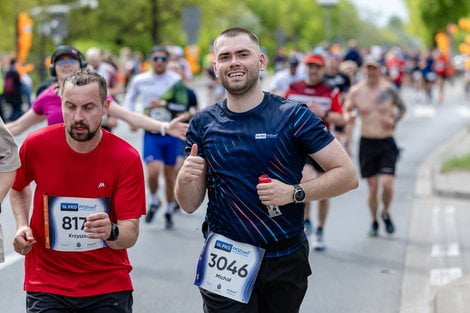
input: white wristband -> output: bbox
[160,122,169,136]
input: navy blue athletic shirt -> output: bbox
[186,92,334,257]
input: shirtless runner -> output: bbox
[345,56,406,236]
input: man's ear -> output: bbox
[259,53,267,71]
[103,99,110,115]
[213,61,219,78]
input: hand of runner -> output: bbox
[128,125,138,132]
[167,113,190,140]
[13,226,36,255]
[179,144,206,184]
[84,212,112,240]
[308,102,325,117]
[150,99,167,108]
[382,116,395,130]
[257,178,295,206]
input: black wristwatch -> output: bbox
[293,184,306,204]
[106,224,120,241]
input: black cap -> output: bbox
[51,46,82,64]
[287,56,299,66]
[149,45,169,57]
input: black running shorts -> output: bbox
[359,137,399,178]
[26,291,133,313]
[200,240,311,313]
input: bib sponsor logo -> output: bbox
[255,133,278,139]
[60,203,78,211]
[60,203,97,212]
[215,240,233,252]
[232,246,251,257]
[215,240,251,256]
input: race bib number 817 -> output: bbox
[44,195,109,252]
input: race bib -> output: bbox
[194,233,265,304]
[389,67,399,79]
[287,94,332,111]
[145,107,172,122]
[43,195,109,252]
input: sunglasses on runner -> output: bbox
[56,59,79,66]
[152,56,168,62]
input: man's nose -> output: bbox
[74,108,84,121]
[229,55,241,66]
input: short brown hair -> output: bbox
[214,27,260,50]
[61,68,107,103]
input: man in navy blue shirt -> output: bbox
[175,27,358,313]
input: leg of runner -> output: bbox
[145,161,162,223]
[301,164,315,236]
[304,202,313,236]
[314,198,329,251]
[163,164,176,229]
[367,176,380,237]
[162,136,181,229]
[380,174,395,234]
[437,76,445,104]
[199,241,311,313]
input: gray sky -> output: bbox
[349,0,409,26]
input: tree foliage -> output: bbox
[0,0,413,71]
[406,0,470,47]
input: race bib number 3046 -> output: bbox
[43,195,109,252]
[194,233,265,304]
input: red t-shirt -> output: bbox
[386,57,405,84]
[12,124,146,297]
[284,81,342,129]
[434,54,449,77]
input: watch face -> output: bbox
[295,188,305,202]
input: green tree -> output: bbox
[406,0,470,46]
[0,0,416,78]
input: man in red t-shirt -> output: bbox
[10,68,146,312]
[385,50,405,90]
[285,54,345,251]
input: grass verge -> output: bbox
[442,154,470,173]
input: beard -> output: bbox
[220,67,259,96]
[67,121,100,142]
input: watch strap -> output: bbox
[106,224,119,241]
[293,184,306,203]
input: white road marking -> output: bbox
[432,206,440,235]
[447,243,460,257]
[445,206,457,237]
[429,205,462,287]
[431,243,460,257]
[456,105,470,118]
[430,268,462,286]
[413,105,436,118]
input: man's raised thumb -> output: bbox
[190,144,198,156]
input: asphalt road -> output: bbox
[0,80,469,313]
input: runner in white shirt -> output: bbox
[124,46,184,229]
[268,56,306,96]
